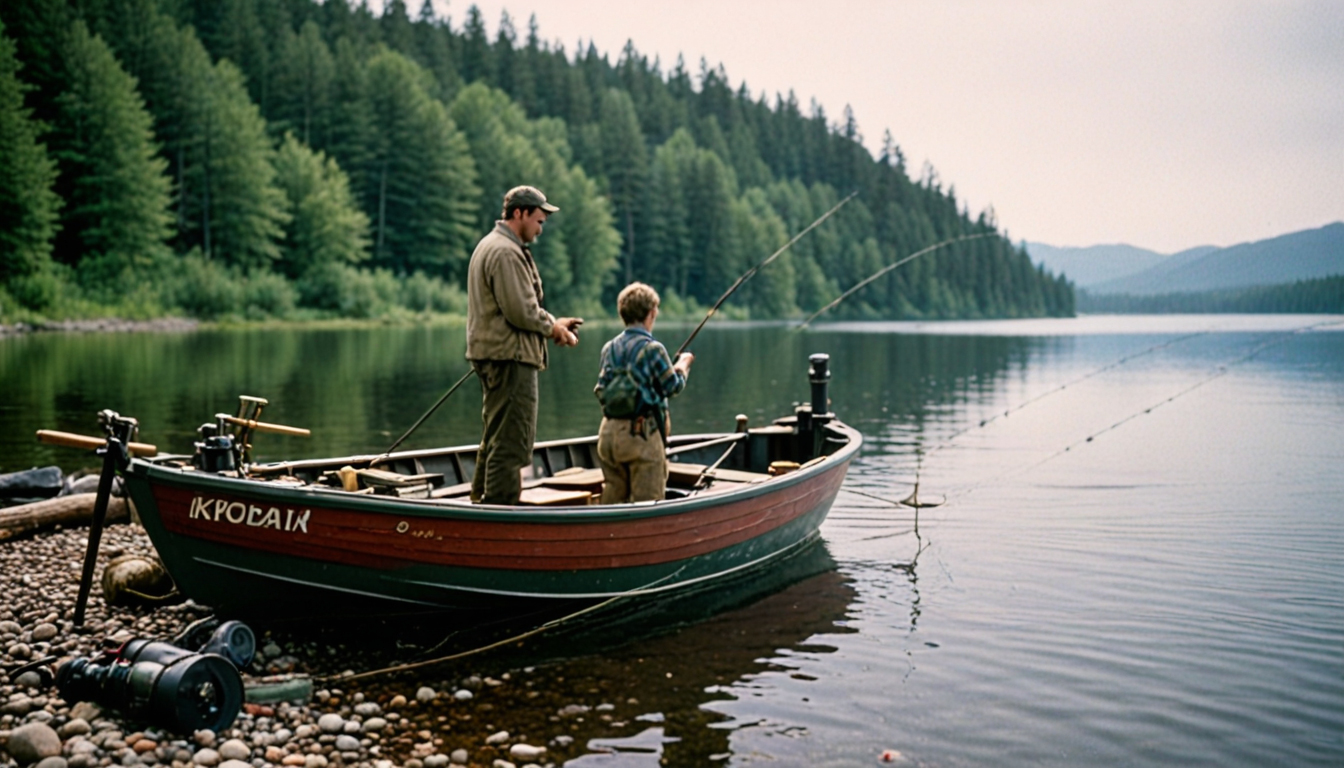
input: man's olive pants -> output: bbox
[471,359,538,505]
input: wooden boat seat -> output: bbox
[666,463,771,487]
[518,487,595,506]
[541,467,606,495]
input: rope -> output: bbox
[317,567,688,684]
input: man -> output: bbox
[466,185,583,505]
[593,282,694,504]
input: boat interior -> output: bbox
[154,410,854,506]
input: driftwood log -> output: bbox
[0,493,129,541]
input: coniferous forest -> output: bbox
[0,0,1075,323]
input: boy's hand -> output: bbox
[674,352,694,375]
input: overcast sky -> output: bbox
[420,0,1342,254]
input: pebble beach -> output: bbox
[0,523,642,768]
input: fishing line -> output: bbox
[939,317,1344,502]
[676,191,858,357]
[795,232,997,329]
[928,329,1214,455]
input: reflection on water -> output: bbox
[4,316,1344,766]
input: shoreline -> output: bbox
[0,522,609,768]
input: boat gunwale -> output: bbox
[126,420,863,526]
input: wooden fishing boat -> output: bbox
[117,354,861,619]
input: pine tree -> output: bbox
[363,49,479,278]
[0,19,61,285]
[597,88,647,284]
[194,59,290,271]
[270,20,335,146]
[51,21,173,279]
[272,133,369,278]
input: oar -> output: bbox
[675,190,859,358]
[369,368,477,467]
[795,232,998,328]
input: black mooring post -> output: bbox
[73,435,125,627]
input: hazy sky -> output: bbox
[419,0,1342,253]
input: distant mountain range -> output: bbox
[1026,222,1344,295]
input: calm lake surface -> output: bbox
[4,314,1343,766]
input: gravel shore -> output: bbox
[0,320,199,336]
[0,524,622,768]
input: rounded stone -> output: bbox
[449,751,468,765]
[414,687,436,704]
[16,671,44,688]
[132,741,157,755]
[191,749,220,767]
[192,732,216,749]
[340,721,360,735]
[217,761,250,768]
[451,690,472,702]
[360,718,386,733]
[58,719,92,739]
[352,703,380,718]
[483,731,509,746]
[332,736,359,753]
[31,624,59,642]
[302,755,327,768]
[280,756,305,767]
[216,741,249,762]
[420,757,447,768]
[6,722,62,764]
[34,756,68,768]
[508,744,545,761]
[315,715,344,734]
[387,696,406,709]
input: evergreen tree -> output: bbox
[194,59,290,270]
[447,82,619,315]
[51,21,173,279]
[597,88,647,284]
[363,49,479,278]
[272,133,369,278]
[270,20,335,146]
[0,19,61,285]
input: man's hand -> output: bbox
[551,317,583,347]
[674,352,694,376]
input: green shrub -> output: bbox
[7,269,63,311]
[161,252,244,319]
[399,270,465,313]
[242,270,297,319]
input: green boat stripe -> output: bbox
[399,533,818,600]
[193,557,444,606]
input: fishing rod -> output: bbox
[795,232,997,329]
[674,190,859,358]
[368,368,476,467]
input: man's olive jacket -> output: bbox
[466,221,555,369]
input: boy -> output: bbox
[594,283,694,503]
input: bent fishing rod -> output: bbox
[795,232,997,328]
[674,190,859,358]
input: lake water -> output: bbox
[3,315,1343,766]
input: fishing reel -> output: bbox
[56,637,244,733]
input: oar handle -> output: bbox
[37,429,158,457]
[220,415,311,437]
